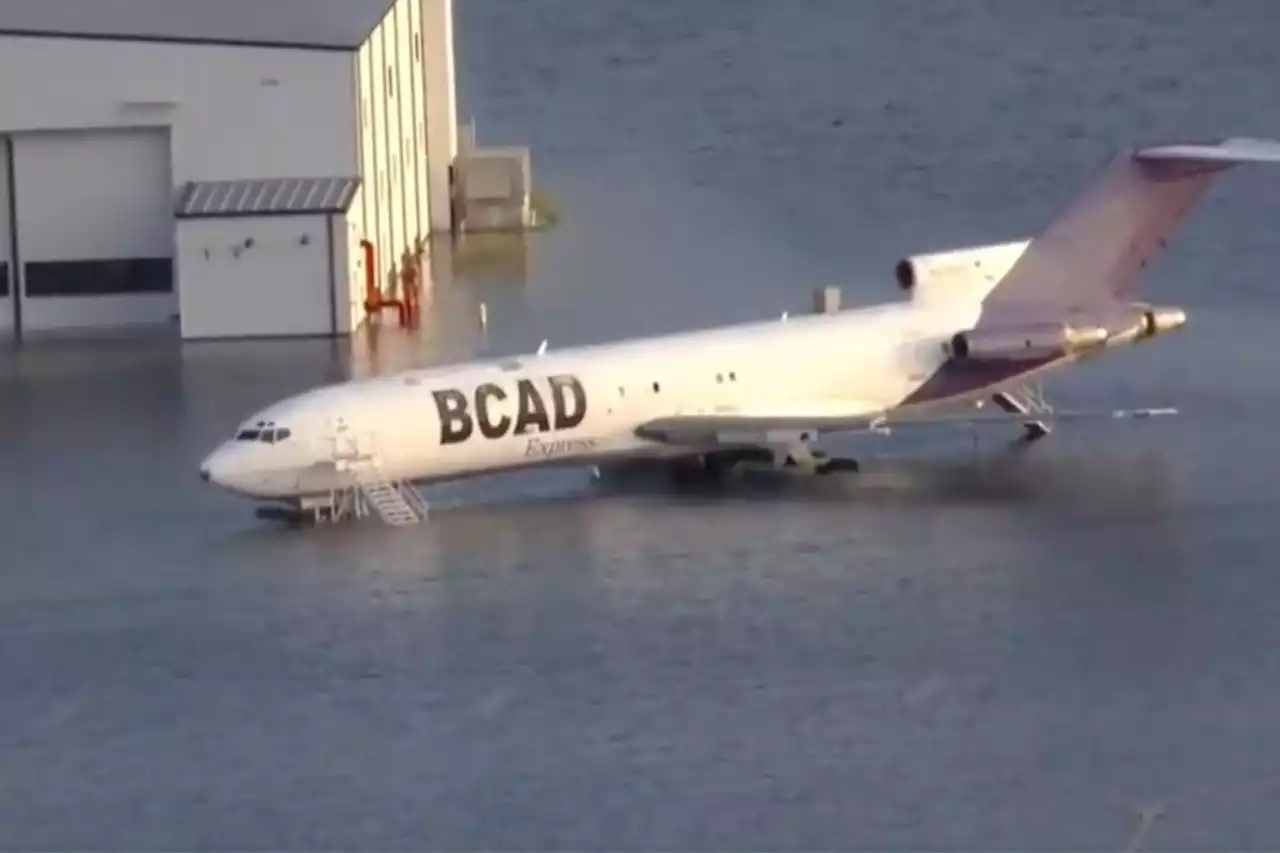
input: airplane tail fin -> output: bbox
[983,137,1280,310]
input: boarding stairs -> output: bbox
[351,465,429,526]
[326,427,428,526]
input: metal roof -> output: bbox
[175,176,362,218]
[0,0,397,50]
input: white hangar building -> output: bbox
[0,0,459,341]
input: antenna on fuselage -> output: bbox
[536,339,548,355]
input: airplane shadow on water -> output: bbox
[413,426,1185,526]
[588,444,1180,515]
[217,431,1184,550]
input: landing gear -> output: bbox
[593,433,864,489]
[990,381,1054,444]
[767,433,862,476]
[722,442,862,477]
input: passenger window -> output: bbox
[276,428,291,441]
[262,430,277,444]
[235,429,260,441]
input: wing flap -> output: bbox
[877,406,1177,430]
[637,403,1177,447]
[635,400,886,445]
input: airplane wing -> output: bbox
[635,404,1176,447]
[634,400,885,445]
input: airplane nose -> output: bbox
[198,444,261,496]
[199,447,228,487]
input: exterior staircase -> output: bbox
[352,464,429,526]
[327,426,429,526]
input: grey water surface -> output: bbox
[4,0,1280,848]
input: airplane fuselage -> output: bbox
[199,297,1017,503]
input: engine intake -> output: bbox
[948,322,1109,363]
[895,239,1031,304]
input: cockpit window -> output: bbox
[234,426,291,443]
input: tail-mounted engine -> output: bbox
[946,322,1109,363]
[948,305,1188,363]
[895,239,1031,304]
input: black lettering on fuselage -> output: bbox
[525,436,597,458]
[474,382,510,438]
[513,378,551,435]
[432,388,472,445]
[548,374,587,429]
[430,374,591,446]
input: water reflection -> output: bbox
[349,233,538,379]
[5,0,1280,845]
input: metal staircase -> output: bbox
[324,425,429,526]
[351,463,429,526]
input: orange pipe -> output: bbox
[359,238,407,327]
[360,238,377,306]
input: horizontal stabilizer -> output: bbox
[1135,136,1280,164]
[983,136,1280,312]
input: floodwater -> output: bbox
[5,0,1280,848]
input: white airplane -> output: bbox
[199,137,1280,525]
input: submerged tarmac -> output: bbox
[3,292,1280,850]
[5,0,1280,847]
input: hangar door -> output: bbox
[11,128,175,334]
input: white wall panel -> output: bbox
[380,17,404,285]
[367,28,391,294]
[359,39,378,274]
[348,52,367,291]
[327,214,358,334]
[176,214,335,338]
[409,0,432,238]
[0,36,358,184]
[421,0,457,232]
[395,0,420,249]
